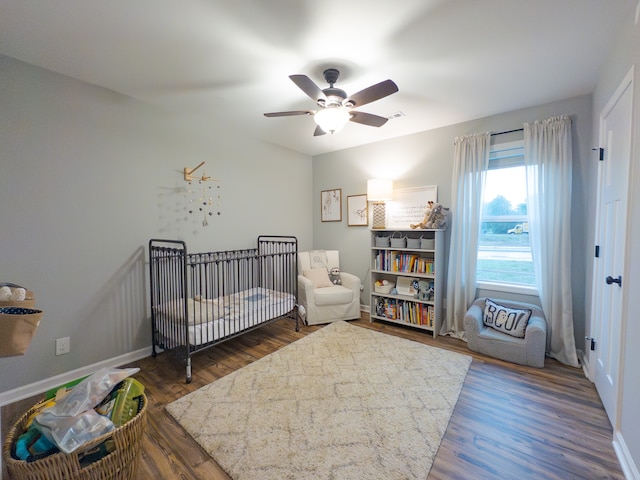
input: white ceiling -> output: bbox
[1,0,637,156]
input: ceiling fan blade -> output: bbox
[290,75,327,103]
[349,111,389,127]
[344,79,398,108]
[313,125,326,136]
[264,110,314,117]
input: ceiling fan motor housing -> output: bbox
[323,68,340,85]
[319,88,347,107]
[319,69,348,107]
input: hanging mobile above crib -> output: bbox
[183,161,222,227]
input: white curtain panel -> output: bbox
[524,115,579,367]
[442,133,491,338]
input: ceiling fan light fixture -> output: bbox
[314,107,351,134]
[266,69,398,136]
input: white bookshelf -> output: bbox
[370,229,444,337]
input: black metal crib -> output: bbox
[148,236,298,383]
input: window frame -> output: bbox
[476,139,537,294]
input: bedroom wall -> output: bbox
[589,11,640,477]
[312,93,593,353]
[0,55,313,394]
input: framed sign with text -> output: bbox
[385,186,438,228]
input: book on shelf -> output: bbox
[373,297,434,328]
[375,250,435,274]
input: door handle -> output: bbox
[605,275,622,287]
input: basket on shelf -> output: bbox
[390,232,406,248]
[2,393,147,480]
[420,237,435,250]
[375,282,395,294]
[375,235,390,247]
[406,237,421,248]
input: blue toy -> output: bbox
[15,425,58,461]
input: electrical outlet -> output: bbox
[55,337,70,355]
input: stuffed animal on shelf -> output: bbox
[411,279,420,298]
[417,280,434,301]
[410,201,434,229]
[328,267,342,285]
[424,203,449,229]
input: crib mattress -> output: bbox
[155,287,295,346]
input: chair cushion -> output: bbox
[313,285,354,305]
[303,268,333,288]
[483,298,531,338]
[478,325,526,344]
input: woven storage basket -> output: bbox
[374,282,394,294]
[3,393,147,480]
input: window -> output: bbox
[477,140,536,290]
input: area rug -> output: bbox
[166,321,472,480]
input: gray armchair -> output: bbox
[464,297,547,368]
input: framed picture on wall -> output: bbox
[385,186,438,228]
[321,188,342,222]
[347,194,368,226]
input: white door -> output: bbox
[590,70,633,426]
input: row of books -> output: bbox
[374,298,435,327]
[374,251,435,274]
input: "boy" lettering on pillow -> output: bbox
[483,299,532,338]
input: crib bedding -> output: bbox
[155,287,296,346]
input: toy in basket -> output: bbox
[0,284,35,308]
[374,280,395,294]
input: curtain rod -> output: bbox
[491,128,524,137]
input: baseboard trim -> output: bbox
[0,347,152,408]
[577,348,594,382]
[614,429,640,480]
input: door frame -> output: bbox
[587,65,634,431]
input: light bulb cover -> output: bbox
[314,107,351,134]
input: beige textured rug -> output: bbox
[166,321,471,480]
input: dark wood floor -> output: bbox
[2,314,624,479]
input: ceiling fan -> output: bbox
[264,68,398,136]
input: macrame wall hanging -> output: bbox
[183,162,222,227]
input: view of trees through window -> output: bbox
[477,164,536,286]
